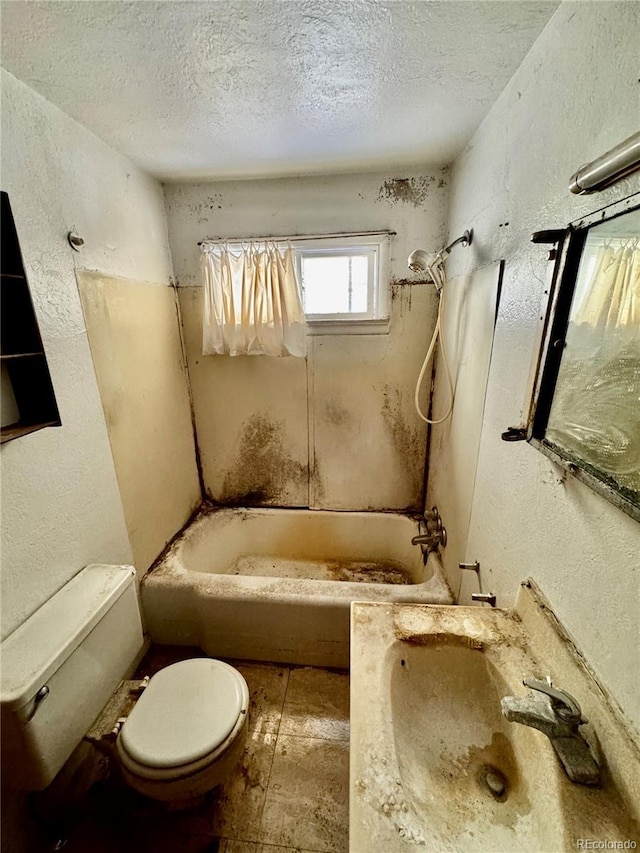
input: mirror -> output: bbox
[529,195,640,521]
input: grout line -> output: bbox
[172,282,206,499]
[272,731,350,743]
[274,665,291,739]
[250,665,291,840]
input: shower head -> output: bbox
[407,248,434,274]
[407,229,473,273]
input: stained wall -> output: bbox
[77,272,201,572]
[165,170,449,511]
[440,1,640,734]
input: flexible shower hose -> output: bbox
[414,256,454,424]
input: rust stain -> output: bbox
[377,176,436,207]
[390,282,414,315]
[220,412,307,506]
[390,277,432,287]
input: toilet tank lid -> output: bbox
[1,564,136,711]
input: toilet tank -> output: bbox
[0,564,144,790]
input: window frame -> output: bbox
[292,233,391,334]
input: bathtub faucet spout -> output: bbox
[411,533,439,547]
[411,508,447,562]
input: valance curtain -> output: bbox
[201,242,307,357]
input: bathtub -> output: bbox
[141,507,453,667]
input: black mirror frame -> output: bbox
[526,192,640,523]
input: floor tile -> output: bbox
[259,846,318,852]
[210,731,277,842]
[279,668,349,741]
[259,735,349,853]
[223,841,261,852]
[234,662,290,734]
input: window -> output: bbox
[294,234,390,333]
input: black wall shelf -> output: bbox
[1,191,61,444]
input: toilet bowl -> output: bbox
[0,565,249,800]
[115,658,249,802]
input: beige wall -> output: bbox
[443,1,640,735]
[165,169,449,511]
[77,272,201,571]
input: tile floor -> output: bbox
[47,647,351,853]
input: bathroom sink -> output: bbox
[389,640,562,850]
[350,591,640,852]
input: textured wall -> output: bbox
[77,272,201,572]
[0,70,177,853]
[443,2,640,734]
[1,70,175,640]
[165,169,449,511]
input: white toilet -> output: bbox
[115,657,249,801]
[0,564,249,802]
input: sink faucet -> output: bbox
[501,678,600,786]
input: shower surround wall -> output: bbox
[77,271,201,571]
[437,1,640,736]
[165,170,449,511]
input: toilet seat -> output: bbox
[116,658,249,782]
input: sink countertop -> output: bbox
[349,586,640,852]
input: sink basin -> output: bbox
[350,591,640,852]
[389,641,561,850]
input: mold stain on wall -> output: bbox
[390,282,416,314]
[377,176,436,207]
[219,411,308,506]
[323,399,350,427]
[381,385,424,510]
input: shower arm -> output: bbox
[443,229,473,256]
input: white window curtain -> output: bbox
[573,239,639,330]
[201,242,307,357]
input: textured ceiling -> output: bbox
[1,0,559,181]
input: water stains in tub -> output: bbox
[229,555,414,585]
[326,561,411,585]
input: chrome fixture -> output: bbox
[569,131,640,194]
[501,678,600,786]
[411,506,447,561]
[459,561,480,572]
[25,685,50,722]
[407,229,473,274]
[471,592,496,607]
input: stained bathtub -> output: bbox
[141,507,453,667]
